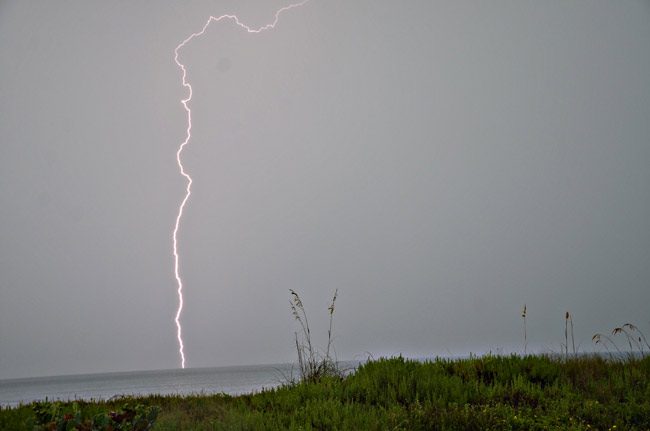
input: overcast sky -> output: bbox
[1,1,649,379]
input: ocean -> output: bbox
[0,363,307,407]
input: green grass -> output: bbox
[2,355,650,430]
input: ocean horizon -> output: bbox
[0,362,318,407]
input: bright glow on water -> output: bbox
[0,363,309,407]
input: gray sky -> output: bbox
[1,0,649,379]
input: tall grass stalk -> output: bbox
[570,312,575,356]
[289,289,340,383]
[563,311,576,358]
[564,312,569,359]
[623,323,650,356]
[595,322,649,360]
[521,304,527,355]
[592,333,622,360]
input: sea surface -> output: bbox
[0,363,323,407]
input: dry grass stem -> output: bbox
[289,289,341,383]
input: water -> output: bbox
[0,363,302,407]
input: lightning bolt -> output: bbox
[172,1,311,369]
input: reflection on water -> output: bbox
[0,363,330,407]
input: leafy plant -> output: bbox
[31,401,159,431]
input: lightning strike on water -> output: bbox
[172,1,311,369]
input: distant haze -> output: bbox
[1,1,649,379]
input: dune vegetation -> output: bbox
[1,354,650,430]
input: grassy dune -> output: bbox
[2,354,650,430]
